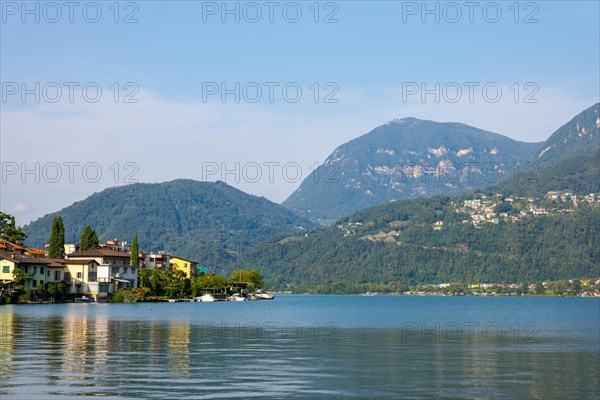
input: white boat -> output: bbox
[198,294,215,302]
[75,296,95,303]
[255,290,274,300]
[228,293,247,301]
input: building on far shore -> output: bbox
[66,249,138,295]
[170,256,199,279]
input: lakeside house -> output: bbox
[0,245,139,300]
[170,256,199,279]
[66,249,138,295]
[0,234,206,301]
[0,253,51,290]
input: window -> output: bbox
[76,272,82,279]
[33,267,37,274]
[64,272,71,282]
[88,272,97,282]
[47,270,50,276]
[54,271,60,281]
[2,266,9,273]
[33,280,37,287]
[40,267,44,274]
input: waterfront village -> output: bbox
[0,236,273,304]
[1,189,599,303]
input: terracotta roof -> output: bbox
[44,258,94,267]
[0,239,25,250]
[47,262,66,268]
[26,248,47,255]
[67,249,130,258]
[62,259,99,265]
[0,252,53,265]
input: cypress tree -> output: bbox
[90,229,100,249]
[80,225,92,251]
[48,217,60,257]
[56,217,65,258]
[130,234,139,266]
[48,216,65,258]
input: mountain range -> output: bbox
[283,103,599,222]
[21,102,600,285]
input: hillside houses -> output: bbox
[452,191,600,228]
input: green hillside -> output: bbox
[532,102,599,167]
[240,195,599,292]
[24,180,316,270]
[491,149,600,197]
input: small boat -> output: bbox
[228,293,247,301]
[255,290,275,300]
[198,294,216,302]
[75,296,95,303]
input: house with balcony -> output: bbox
[44,258,67,284]
[66,249,138,293]
[0,252,50,290]
[62,259,104,296]
[144,252,170,271]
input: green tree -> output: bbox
[534,282,545,295]
[90,229,100,249]
[0,212,27,245]
[11,268,25,291]
[192,273,229,296]
[57,217,65,256]
[35,282,45,301]
[48,217,65,258]
[79,224,90,250]
[571,280,582,295]
[550,280,568,295]
[138,268,151,289]
[79,225,98,251]
[130,235,139,266]
[230,269,264,290]
[149,268,166,296]
[47,283,59,302]
[167,270,189,299]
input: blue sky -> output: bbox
[1,0,599,224]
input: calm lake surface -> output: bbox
[1,295,598,399]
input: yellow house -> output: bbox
[62,259,103,296]
[0,257,17,284]
[170,256,198,279]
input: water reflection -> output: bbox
[0,303,598,399]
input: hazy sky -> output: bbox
[1,0,599,224]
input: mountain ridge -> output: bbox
[23,179,316,270]
[283,117,543,222]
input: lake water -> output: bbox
[1,295,598,399]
